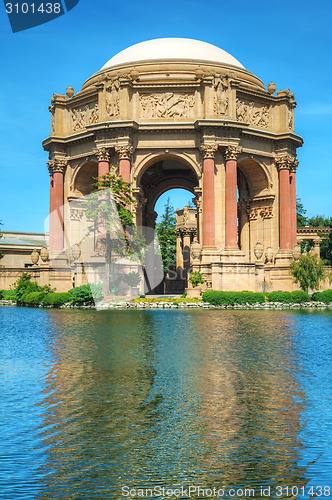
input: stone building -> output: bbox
[42,38,305,293]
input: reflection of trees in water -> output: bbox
[36,310,162,498]
[195,311,308,493]
[35,310,309,499]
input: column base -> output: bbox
[200,247,220,265]
[49,251,70,269]
[220,248,246,264]
[274,250,293,267]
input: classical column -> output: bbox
[175,229,184,270]
[115,145,134,183]
[201,144,218,248]
[289,159,299,248]
[93,147,110,181]
[276,155,292,250]
[48,159,66,253]
[224,146,242,249]
[182,228,192,274]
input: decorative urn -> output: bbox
[267,82,276,95]
[190,237,201,264]
[254,241,264,261]
[265,245,274,264]
[40,246,49,262]
[31,248,39,266]
[71,244,81,262]
[66,86,74,98]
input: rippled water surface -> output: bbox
[0,307,332,499]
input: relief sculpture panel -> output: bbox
[236,98,270,129]
[105,78,120,117]
[139,92,195,118]
[213,74,229,115]
[71,103,99,132]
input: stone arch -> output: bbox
[72,160,98,196]
[136,154,200,227]
[237,156,271,197]
[134,151,201,184]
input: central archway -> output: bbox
[135,156,200,294]
[136,156,199,229]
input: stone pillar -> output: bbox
[289,159,299,248]
[116,145,134,183]
[183,229,191,275]
[176,229,184,270]
[276,156,292,250]
[312,239,321,257]
[93,147,110,181]
[48,159,66,254]
[201,144,218,248]
[224,146,242,249]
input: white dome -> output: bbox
[101,38,245,70]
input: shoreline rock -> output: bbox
[1,300,331,311]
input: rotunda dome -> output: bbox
[101,38,245,70]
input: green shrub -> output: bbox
[2,289,16,301]
[202,291,265,305]
[189,271,205,288]
[11,273,53,303]
[267,291,293,303]
[41,292,72,307]
[290,290,310,303]
[68,283,103,304]
[21,292,45,306]
[312,289,332,303]
[122,272,141,288]
[0,290,4,299]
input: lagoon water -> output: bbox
[0,307,332,499]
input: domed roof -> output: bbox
[101,38,245,70]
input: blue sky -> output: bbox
[0,0,331,232]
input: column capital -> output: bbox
[47,160,55,176]
[290,158,299,173]
[275,155,294,171]
[224,145,242,161]
[115,145,134,160]
[48,159,67,175]
[93,147,110,162]
[200,144,218,159]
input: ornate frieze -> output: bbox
[240,198,274,220]
[224,145,242,161]
[70,208,84,221]
[201,144,218,159]
[139,92,195,118]
[115,145,134,160]
[236,98,270,128]
[105,78,120,117]
[71,103,99,132]
[213,74,229,116]
[260,206,273,219]
[93,147,110,162]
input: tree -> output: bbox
[83,170,145,293]
[156,197,177,273]
[296,197,307,227]
[290,253,326,292]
